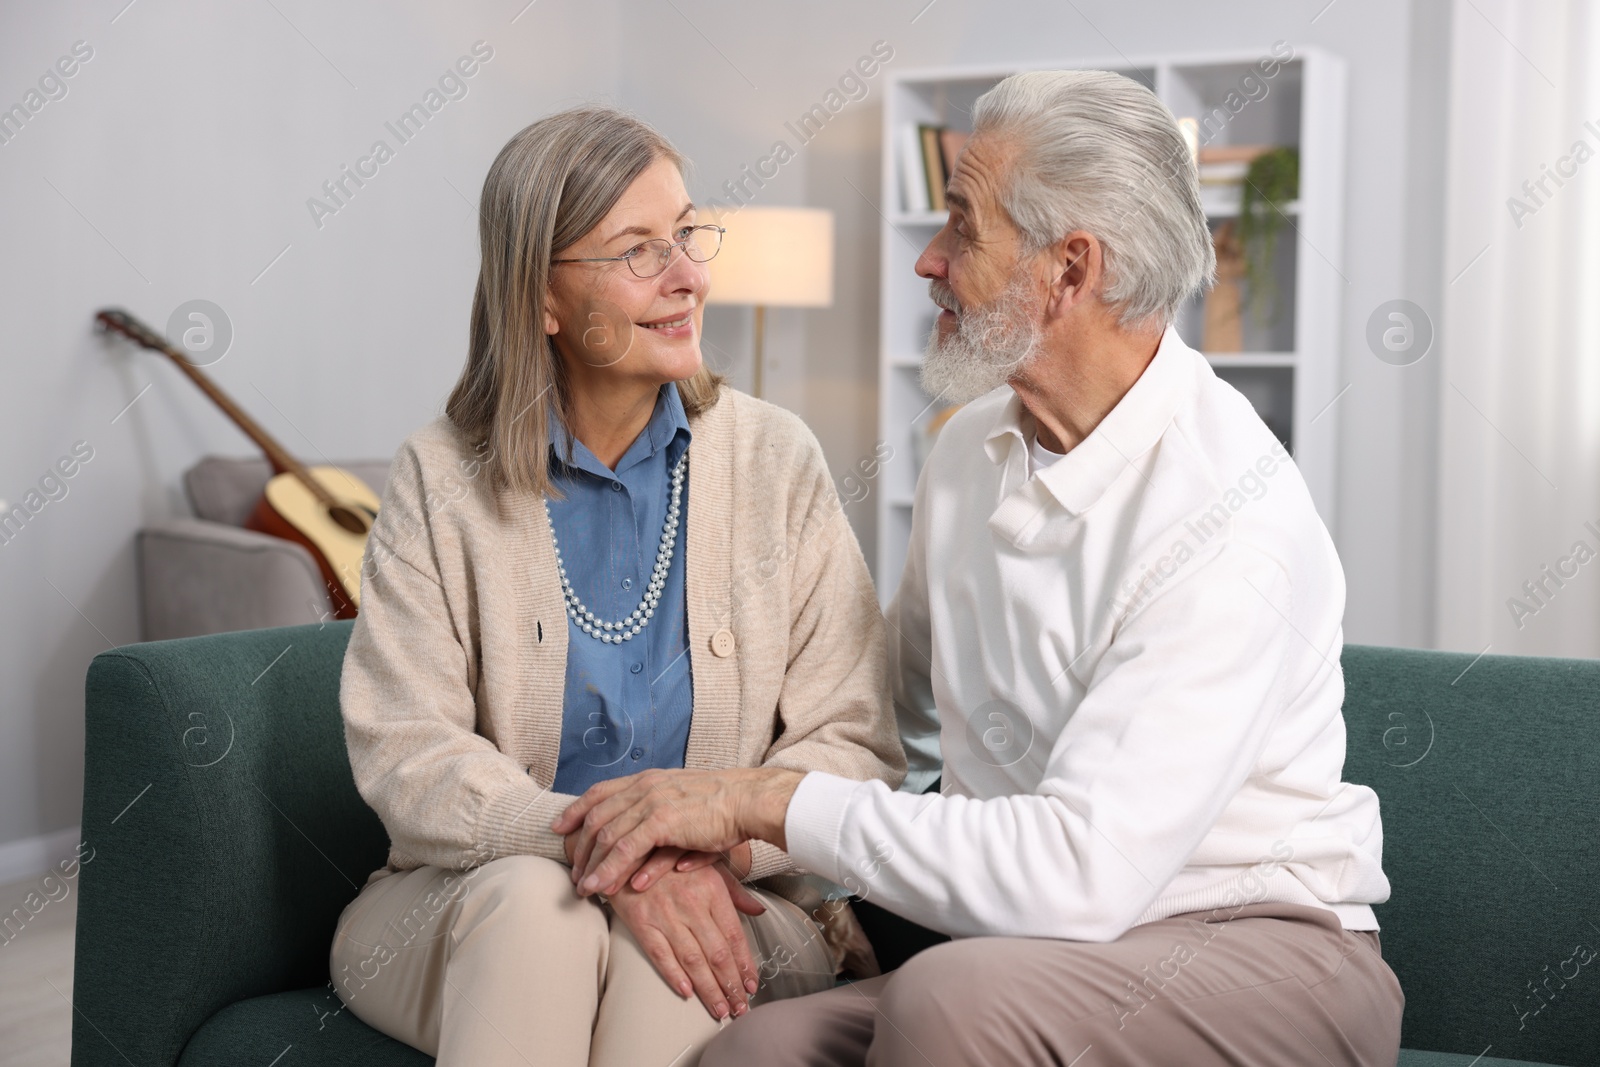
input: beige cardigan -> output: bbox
[340,387,906,884]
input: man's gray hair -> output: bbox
[972,69,1216,330]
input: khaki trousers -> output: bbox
[702,901,1405,1067]
[328,854,836,1067]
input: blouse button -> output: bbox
[710,629,735,657]
[622,577,633,590]
[611,482,623,492]
[631,748,644,760]
[630,662,642,674]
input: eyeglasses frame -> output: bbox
[551,223,726,278]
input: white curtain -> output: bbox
[1436,0,1600,658]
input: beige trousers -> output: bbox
[328,854,837,1067]
[703,901,1405,1067]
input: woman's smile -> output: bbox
[638,308,697,336]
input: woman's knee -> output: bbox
[452,854,606,944]
[466,853,574,898]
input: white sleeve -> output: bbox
[784,543,1307,941]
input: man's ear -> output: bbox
[1046,232,1099,317]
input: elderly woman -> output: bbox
[328,105,904,1067]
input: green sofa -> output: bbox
[71,621,1600,1066]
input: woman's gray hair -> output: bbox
[972,69,1216,330]
[446,105,721,499]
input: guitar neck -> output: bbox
[96,309,338,509]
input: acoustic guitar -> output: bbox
[95,308,380,619]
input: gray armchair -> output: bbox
[137,456,393,641]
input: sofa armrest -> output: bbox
[72,621,389,1067]
[137,519,330,641]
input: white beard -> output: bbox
[919,276,1044,403]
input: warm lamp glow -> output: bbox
[702,206,835,399]
[705,207,834,308]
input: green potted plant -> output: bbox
[1238,146,1299,327]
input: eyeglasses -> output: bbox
[552,224,725,279]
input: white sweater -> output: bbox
[785,327,1390,941]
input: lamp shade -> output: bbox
[705,206,834,308]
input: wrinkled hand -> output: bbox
[605,864,767,1020]
[551,767,802,897]
[626,841,752,893]
[561,828,746,895]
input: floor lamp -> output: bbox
[705,207,834,399]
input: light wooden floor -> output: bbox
[0,871,77,1066]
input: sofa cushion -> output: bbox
[1398,1051,1561,1067]
[177,987,432,1066]
[184,456,393,527]
[181,1000,1565,1067]
[1341,646,1600,1067]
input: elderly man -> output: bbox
[554,68,1402,1065]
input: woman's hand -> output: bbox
[626,841,752,893]
[551,767,804,897]
[606,863,767,1020]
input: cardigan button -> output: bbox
[710,629,735,657]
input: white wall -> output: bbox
[621,0,1454,650]
[0,0,623,867]
[0,0,1453,861]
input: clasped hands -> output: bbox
[551,767,805,1021]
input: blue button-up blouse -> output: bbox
[546,383,694,795]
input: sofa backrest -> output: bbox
[73,620,383,1067]
[1341,644,1600,1067]
[184,456,393,527]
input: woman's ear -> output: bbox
[543,290,561,337]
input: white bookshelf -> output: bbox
[874,49,1347,601]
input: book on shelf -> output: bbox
[1195,143,1274,185]
[898,124,928,213]
[1198,160,1251,184]
[918,125,946,210]
[1197,144,1276,164]
[938,128,968,182]
[900,124,971,214]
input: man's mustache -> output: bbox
[928,280,962,315]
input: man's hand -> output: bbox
[551,767,804,897]
[605,863,766,1020]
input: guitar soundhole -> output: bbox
[328,505,370,535]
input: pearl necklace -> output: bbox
[545,451,687,644]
